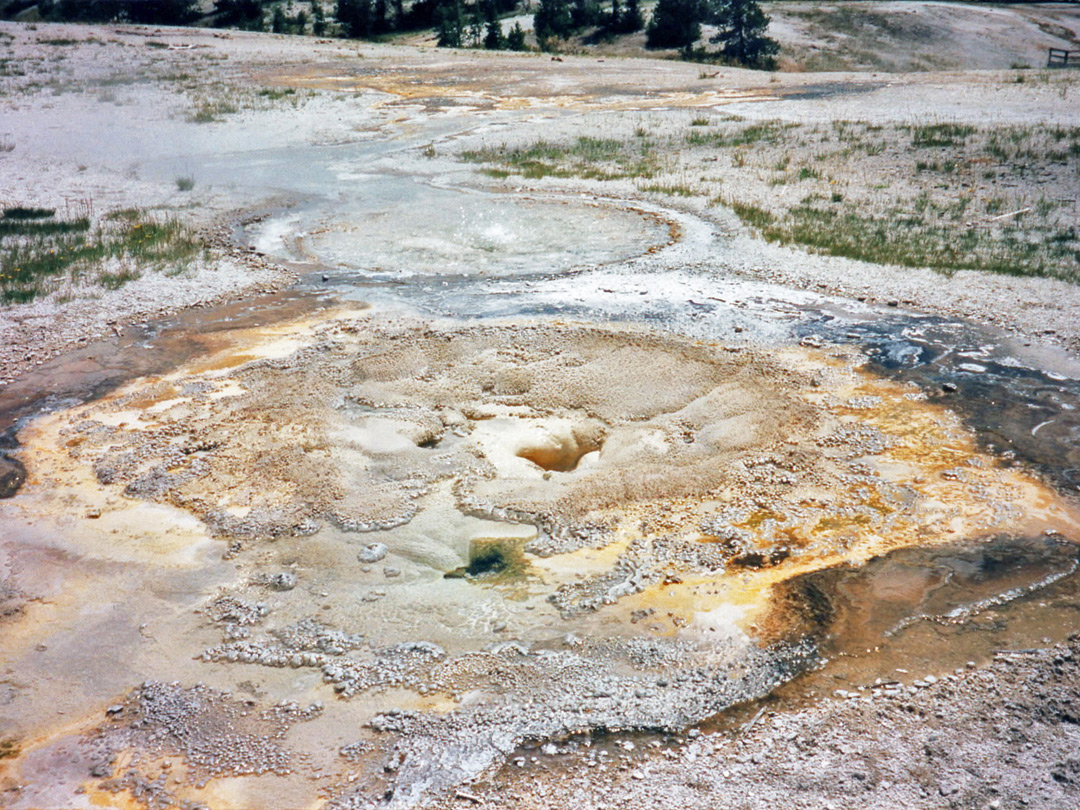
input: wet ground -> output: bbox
[2,34,1080,810]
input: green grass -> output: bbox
[639,182,695,196]
[729,199,1079,282]
[909,122,976,148]
[2,207,56,220]
[1,209,202,304]
[687,121,796,148]
[257,87,297,100]
[0,218,89,236]
[462,136,661,181]
[188,100,239,123]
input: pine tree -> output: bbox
[570,0,600,29]
[645,0,701,49]
[533,0,572,43]
[468,1,484,45]
[271,3,287,32]
[608,0,620,30]
[373,0,388,33]
[312,1,327,34]
[215,0,264,29]
[506,21,527,49]
[708,0,778,68]
[337,0,372,37]
[621,0,642,31]
[484,18,504,48]
[435,0,465,46]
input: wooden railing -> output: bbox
[1048,48,1079,68]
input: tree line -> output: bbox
[3,0,778,68]
[647,0,777,67]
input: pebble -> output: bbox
[358,543,388,563]
[268,572,297,591]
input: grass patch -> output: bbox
[1,209,202,304]
[257,87,297,100]
[3,207,55,220]
[175,176,195,192]
[188,100,239,123]
[729,199,1079,282]
[0,218,89,237]
[909,122,976,148]
[725,200,775,229]
[639,182,696,196]
[687,120,796,148]
[462,136,661,181]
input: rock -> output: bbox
[383,566,401,578]
[0,455,26,499]
[358,543,389,563]
[268,572,297,591]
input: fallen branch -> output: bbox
[965,207,1031,228]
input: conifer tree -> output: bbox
[435,0,465,45]
[621,0,642,31]
[645,0,701,49]
[708,0,778,68]
[337,0,372,37]
[271,3,287,32]
[484,17,504,48]
[533,0,572,43]
[506,21,527,49]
